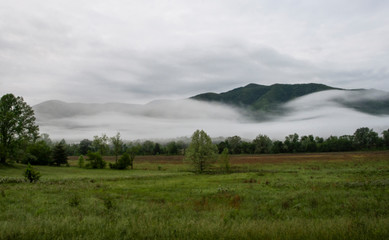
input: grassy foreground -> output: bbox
[0,152,389,239]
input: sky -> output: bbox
[1,0,389,105]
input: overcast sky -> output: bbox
[1,0,389,105]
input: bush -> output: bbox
[109,152,134,169]
[78,155,85,168]
[23,163,41,183]
[85,152,106,169]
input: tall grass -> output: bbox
[0,152,388,239]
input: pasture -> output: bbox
[1,151,389,239]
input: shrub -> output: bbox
[23,163,41,183]
[109,152,134,169]
[78,155,85,168]
[86,152,106,169]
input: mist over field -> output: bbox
[34,90,389,142]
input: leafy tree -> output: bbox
[109,152,134,169]
[24,163,41,183]
[92,134,109,155]
[300,135,317,152]
[226,136,242,154]
[271,140,284,153]
[353,127,379,150]
[52,142,68,166]
[23,140,52,165]
[86,151,106,169]
[141,140,155,155]
[110,132,123,163]
[153,143,162,155]
[383,129,389,148]
[185,130,217,173]
[218,148,230,173]
[0,94,39,164]
[78,155,85,168]
[79,139,92,155]
[284,134,300,153]
[166,141,178,155]
[253,134,273,154]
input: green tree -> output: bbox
[23,140,52,165]
[24,163,41,183]
[219,148,230,173]
[383,129,389,148]
[92,134,109,155]
[78,155,85,168]
[110,132,123,163]
[52,142,68,166]
[253,134,273,154]
[109,152,134,169]
[86,151,106,169]
[79,139,92,155]
[185,130,217,173]
[226,136,242,154]
[353,127,379,150]
[0,94,39,164]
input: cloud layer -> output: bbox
[1,0,389,105]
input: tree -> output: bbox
[92,134,109,155]
[79,139,92,155]
[383,129,389,148]
[353,127,379,150]
[226,136,242,154]
[0,94,39,164]
[185,130,217,173]
[219,148,230,173]
[24,163,41,183]
[109,152,134,169]
[52,142,68,166]
[78,155,85,168]
[23,140,52,165]
[253,134,273,154]
[86,151,106,169]
[110,132,123,163]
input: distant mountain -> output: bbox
[191,83,389,115]
[191,83,338,111]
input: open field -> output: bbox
[1,151,389,239]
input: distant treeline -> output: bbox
[12,127,389,166]
[53,127,389,155]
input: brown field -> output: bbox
[68,150,389,165]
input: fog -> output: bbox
[35,91,389,142]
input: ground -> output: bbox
[0,151,388,239]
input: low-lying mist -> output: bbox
[34,90,389,142]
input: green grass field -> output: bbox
[1,152,389,239]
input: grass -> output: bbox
[0,151,388,239]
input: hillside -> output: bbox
[191,83,338,111]
[191,83,389,115]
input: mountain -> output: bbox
[191,83,338,111]
[191,83,389,115]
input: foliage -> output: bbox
[52,142,68,166]
[185,130,217,173]
[78,155,85,168]
[218,148,230,173]
[23,163,41,183]
[0,94,39,163]
[353,127,379,149]
[23,140,52,165]
[85,152,106,169]
[79,139,92,155]
[109,152,134,170]
[110,132,123,163]
[92,134,109,155]
[253,134,272,154]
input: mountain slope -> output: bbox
[191,83,338,111]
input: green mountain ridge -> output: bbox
[191,83,339,111]
[191,83,389,115]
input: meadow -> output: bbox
[0,151,388,239]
